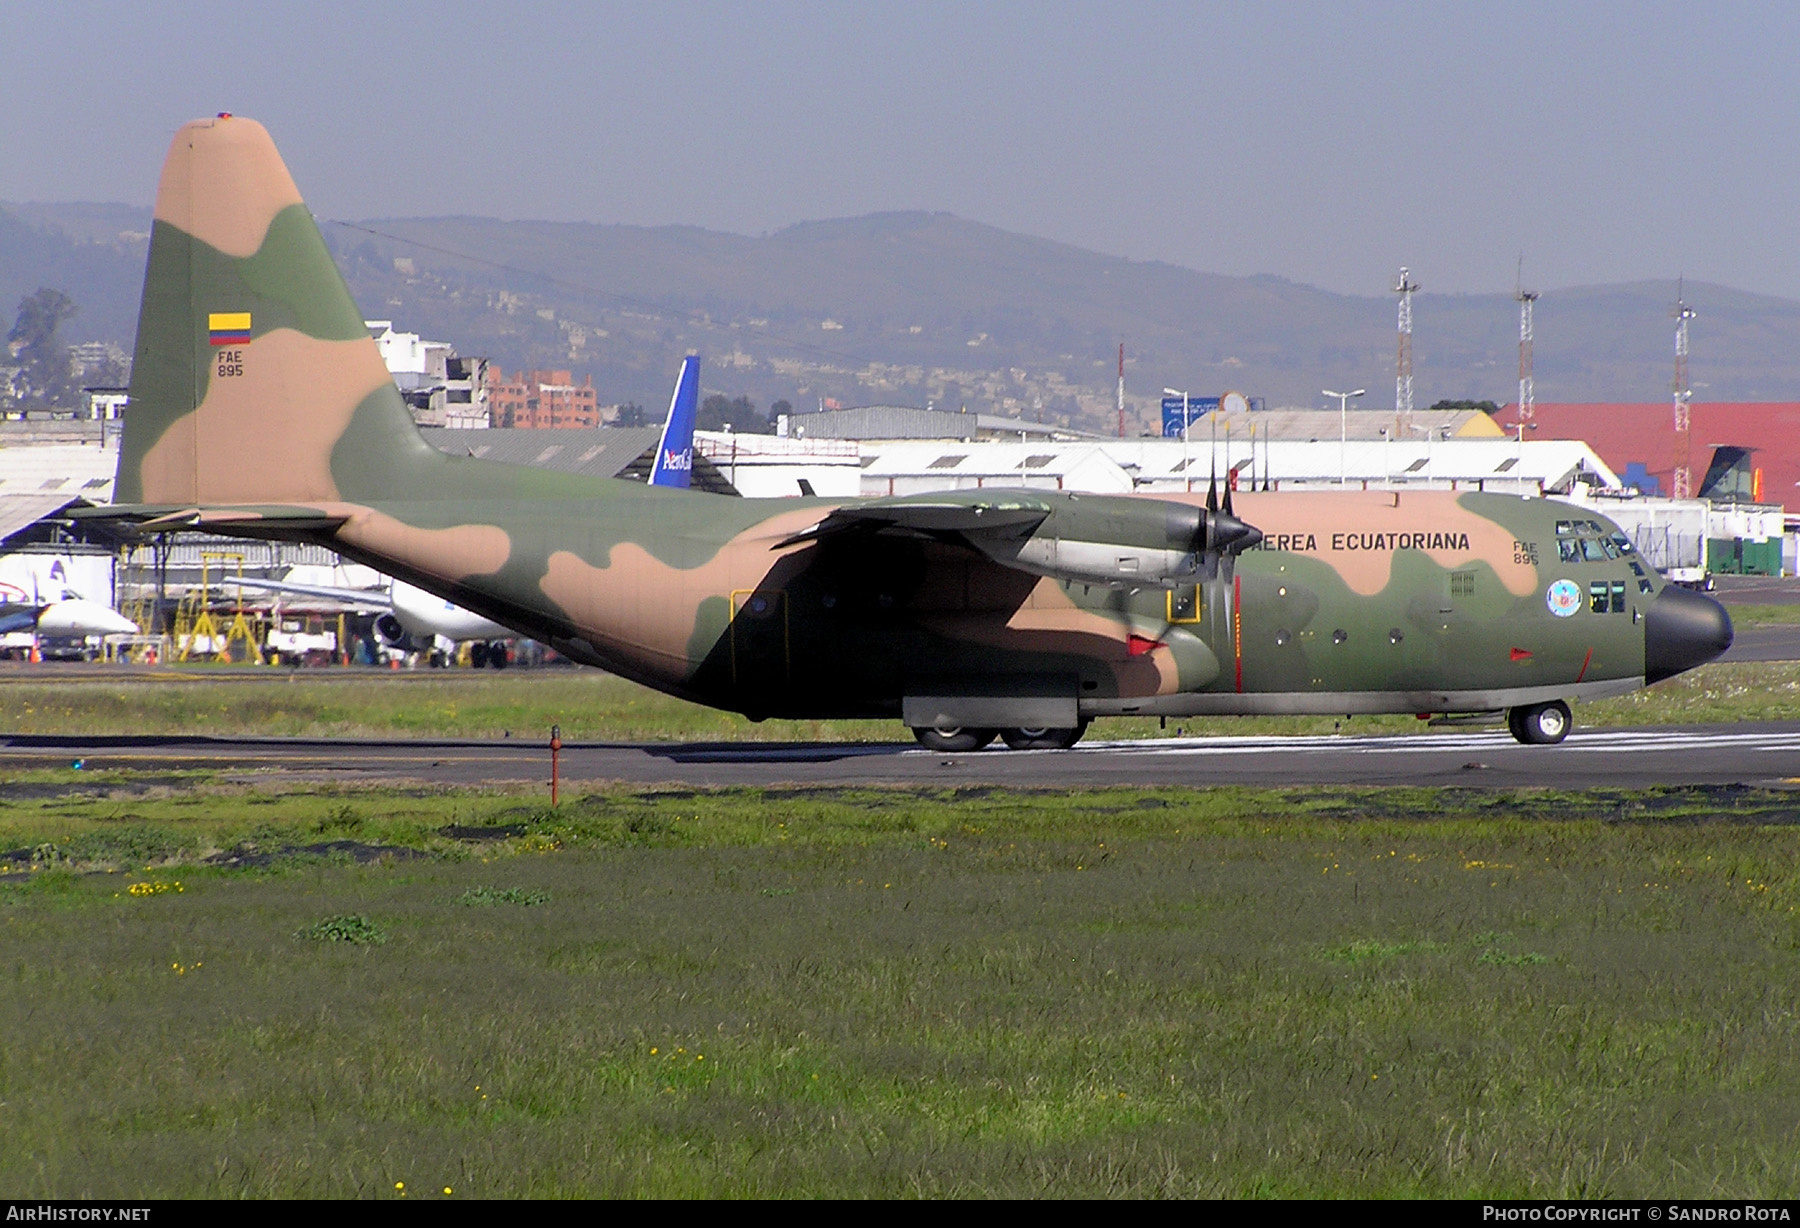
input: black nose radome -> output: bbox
[1644,585,1733,683]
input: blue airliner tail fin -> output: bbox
[649,355,700,488]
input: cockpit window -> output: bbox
[1555,520,1575,536]
[1600,537,1621,560]
[1610,533,1637,556]
[1580,538,1608,562]
[1559,540,1581,563]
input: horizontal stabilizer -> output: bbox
[68,504,350,532]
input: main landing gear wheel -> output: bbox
[999,722,1090,751]
[1507,700,1572,745]
[912,726,998,752]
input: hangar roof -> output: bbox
[1493,402,1800,508]
[418,427,740,495]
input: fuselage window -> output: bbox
[1610,580,1626,613]
[1589,580,1609,613]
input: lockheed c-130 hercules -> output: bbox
[80,114,1734,750]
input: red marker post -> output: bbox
[549,724,562,806]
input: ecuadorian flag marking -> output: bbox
[208,312,252,346]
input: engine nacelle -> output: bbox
[968,495,1261,589]
[373,613,409,647]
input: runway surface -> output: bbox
[5,723,1800,789]
[1721,626,1800,661]
[1713,575,1800,606]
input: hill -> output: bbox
[6,202,1798,430]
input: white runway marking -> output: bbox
[918,728,1800,758]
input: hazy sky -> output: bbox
[5,1,1797,300]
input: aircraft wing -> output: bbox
[221,575,394,612]
[775,488,1261,590]
[0,603,44,635]
[776,493,1052,548]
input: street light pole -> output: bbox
[1323,388,1366,486]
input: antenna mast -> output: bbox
[1672,283,1696,499]
[1393,266,1420,431]
[1516,260,1539,423]
[1116,342,1125,438]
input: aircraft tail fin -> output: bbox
[117,114,437,508]
[649,355,700,488]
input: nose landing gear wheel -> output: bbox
[1507,700,1571,745]
[999,722,1090,751]
[913,726,999,752]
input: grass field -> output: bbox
[6,778,1800,1197]
[0,658,1794,742]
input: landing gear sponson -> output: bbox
[915,705,1572,751]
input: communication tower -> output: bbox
[1672,286,1696,499]
[1515,262,1538,423]
[1393,266,1420,427]
[1116,342,1125,438]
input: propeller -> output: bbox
[1205,508,1262,556]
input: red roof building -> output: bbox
[487,368,599,429]
[1495,402,1797,506]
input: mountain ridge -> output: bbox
[5,201,1796,425]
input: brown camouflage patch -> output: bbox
[140,331,391,504]
[335,513,512,582]
[920,577,1185,697]
[539,506,827,679]
[152,116,304,259]
[1233,490,1538,597]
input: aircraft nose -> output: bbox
[1644,585,1733,683]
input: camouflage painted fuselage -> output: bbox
[95,116,1708,726]
[317,484,1660,721]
